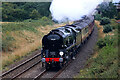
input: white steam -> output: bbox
[113,0,120,3]
[50,0,103,22]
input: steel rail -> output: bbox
[11,60,42,80]
[33,69,46,80]
[2,53,41,77]
[51,60,72,80]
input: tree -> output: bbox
[116,12,120,20]
[100,17,110,25]
[97,2,117,19]
[95,14,102,21]
[30,9,41,19]
[103,25,112,33]
[2,2,51,21]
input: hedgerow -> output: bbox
[100,17,110,25]
[103,25,112,33]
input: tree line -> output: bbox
[2,2,51,22]
[97,2,118,19]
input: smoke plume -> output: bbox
[113,0,120,3]
[50,0,103,23]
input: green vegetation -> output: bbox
[116,12,120,20]
[2,2,51,22]
[76,22,119,78]
[2,17,54,52]
[95,14,102,21]
[100,17,110,25]
[2,35,15,52]
[76,2,119,78]
[1,2,60,70]
[0,1,68,71]
[97,2,117,19]
[97,36,114,48]
[77,45,118,78]
[110,19,119,29]
[103,25,112,33]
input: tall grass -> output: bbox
[75,44,118,78]
[2,18,64,70]
[2,18,54,33]
[2,18,54,52]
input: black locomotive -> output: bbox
[41,15,94,70]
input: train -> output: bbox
[41,15,95,70]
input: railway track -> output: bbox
[2,53,41,80]
[33,39,85,80]
[33,60,72,80]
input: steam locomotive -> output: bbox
[41,15,94,70]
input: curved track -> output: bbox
[33,60,72,80]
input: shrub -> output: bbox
[100,17,110,25]
[116,12,120,20]
[2,35,15,52]
[40,17,54,26]
[97,38,106,48]
[95,14,102,21]
[103,25,112,33]
[41,16,49,21]
[110,19,118,29]
[97,36,114,48]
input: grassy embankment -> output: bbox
[1,18,67,70]
[75,19,119,78]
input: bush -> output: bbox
[116,12,120,20]
[95,14,102,21]
[110,19,118,29]
[100,17,110,25]
[97,36,114,48]
[2,35,15,52]
[103,25,112,33]
[41,16,49,21]
[97,39,106,48]
[40,17,54,26]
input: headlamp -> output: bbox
[59,51,64,56]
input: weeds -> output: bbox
[2,18,54,52]
[2,34,15,52]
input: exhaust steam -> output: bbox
[50,0,103,23]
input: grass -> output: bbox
[2,19,66,70]
[75,20,119,78]
[2,18,54,33]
